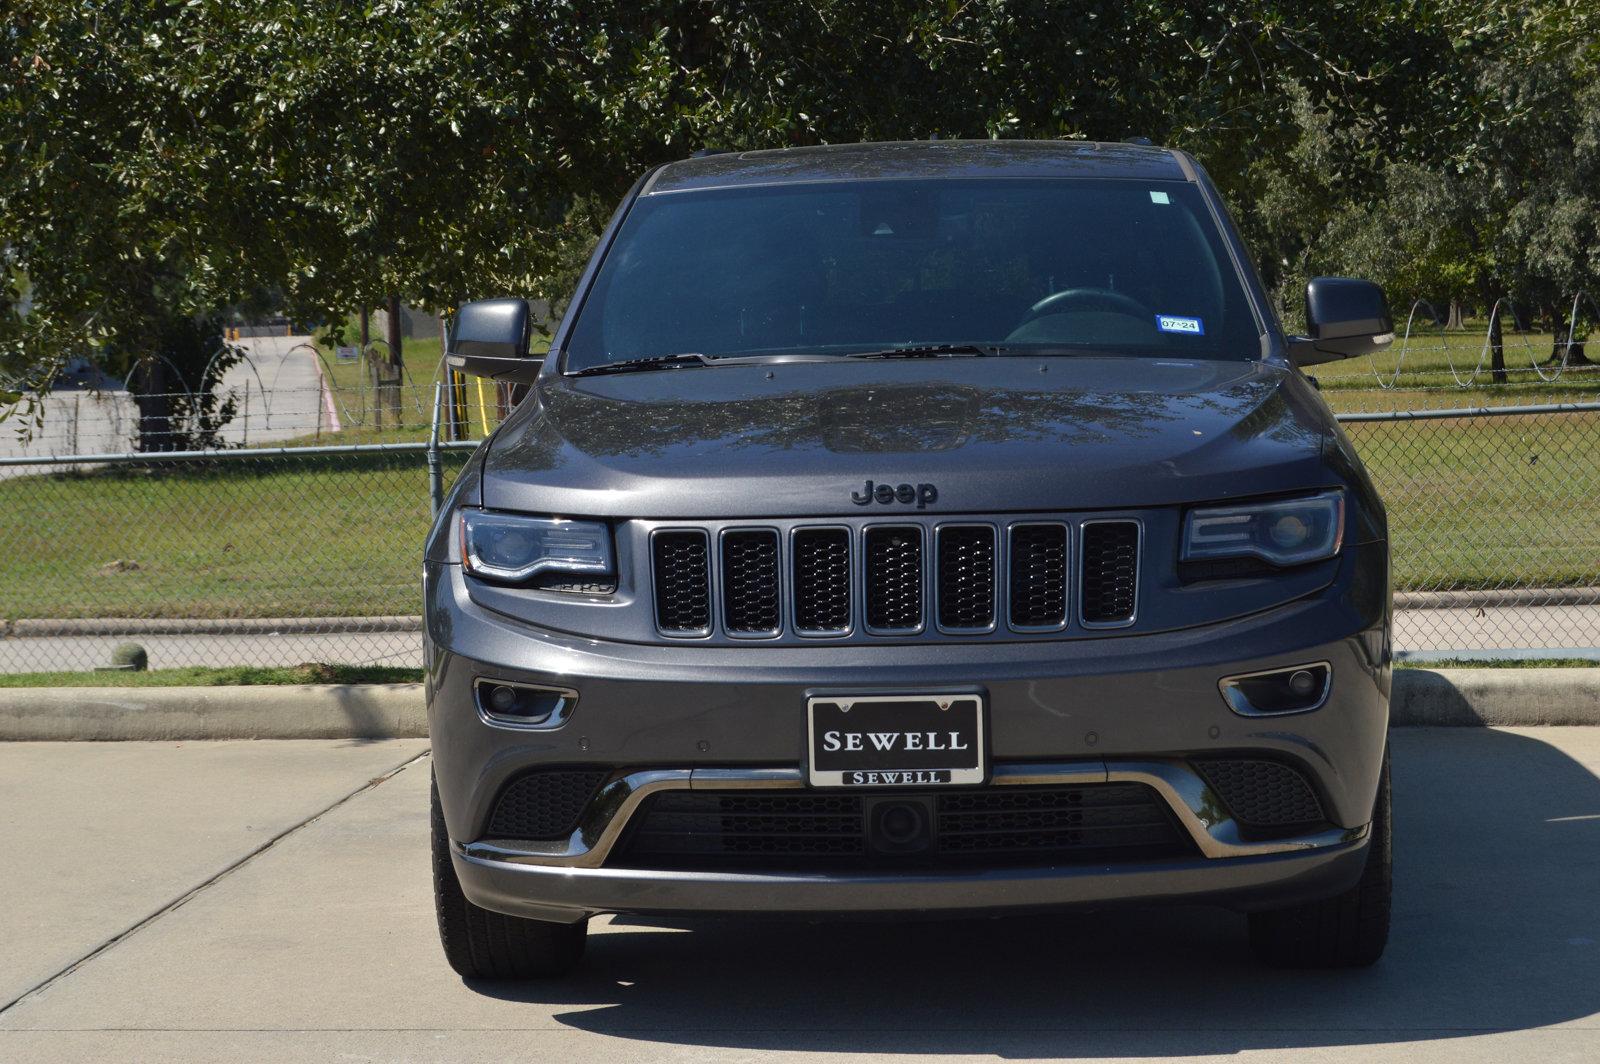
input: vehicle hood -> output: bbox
[480,357,1334,517]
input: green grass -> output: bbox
[0,450,473,621]
[0,663,423,687]
[1,406,1592,621]
[0,320,1593,622]
[1342,413,1600,590]
[1314,324,1600,414]
[305,329,548,446]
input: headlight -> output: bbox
[1182,490,1345,567]
[459,510,614,583]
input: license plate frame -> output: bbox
[806,693,986,788]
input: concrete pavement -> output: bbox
[219,334,340,444]
[0,740,428,1010]
[1,728,1599,1062]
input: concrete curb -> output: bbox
[0,684,427,741]
[1395,587,1600,609]
[1390,668,1600,726]
[1,669,1597,740]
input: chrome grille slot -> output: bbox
[864,526,924,632]
[936,524,996,631]
[643,514,1147,641]
[720,530,780,635]
[1008,523,1068,629]
[792,528,851,634]
[651,530,712,634]
[1080,520,1140,626]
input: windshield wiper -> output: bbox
[567,352,720,377]
[844,344,998,360]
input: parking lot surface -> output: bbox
[2,728,1598,1063]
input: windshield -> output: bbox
[563,178,1263,372]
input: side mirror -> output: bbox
[1287,277,1394,368]
[445,298,543,383]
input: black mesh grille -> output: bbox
[864,526,923,631]
[1008,523,1068,628]
[1081,521,1139,624]
[485,769,608,839]
[937,526,996,629]
[936,783,1185,855]
[793,528,851,633]
[652,531,711,633]
[721,530,780,634]
[616,792,866,861]
[1193,758,1326,830]
[612,783,1192,870]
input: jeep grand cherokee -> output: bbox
[425,140,1394,979]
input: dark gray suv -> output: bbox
[426,140,1394,979]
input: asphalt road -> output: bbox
[2,727,1599,1063]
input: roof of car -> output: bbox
[642,140,1192,196]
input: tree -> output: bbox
[3,0,1597,411]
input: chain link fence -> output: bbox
[2,348,1598,672]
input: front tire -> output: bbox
[431,773,586,979]
[1248,746,1392,968]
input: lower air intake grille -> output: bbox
[937,525,996,630]
[1080,521,1139,625]
[611,783,1193,870]
[615,792,867,861]
[721,530,780,634]
[864,526,924,631]
[1009,523,1068,627]
[486,769,609,839]
[1193,758,1326,831]
[793,528,851,633]
[652,530,711,634]
[935,783,1186,855]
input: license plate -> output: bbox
[806,694,985,787]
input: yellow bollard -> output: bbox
[475,376,490,436]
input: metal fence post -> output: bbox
[428,380,445,516]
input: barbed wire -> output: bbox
[1366,291,1598,390]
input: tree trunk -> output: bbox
[129,360,176,452]
[385,294,404,428]
[1548,307,1593,366]
[1488,307,1507,385]
[1446,300,1465,331]
[1552,323,1591,365]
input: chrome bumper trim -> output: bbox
[458,760,1367,869]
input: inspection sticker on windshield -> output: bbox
[1156,314,1205,335]
[1149,190,1171,204]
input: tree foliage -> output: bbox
[3,0,1598,404]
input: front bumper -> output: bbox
[451,761,1370,923]
[427,546,1390,922]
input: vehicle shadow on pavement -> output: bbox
[469,728,1600,1056]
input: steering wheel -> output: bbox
[1015,287,1152,328]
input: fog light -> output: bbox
[473,680,578,729]
[1218,663,1331,717]
[1287,669,1319,698]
